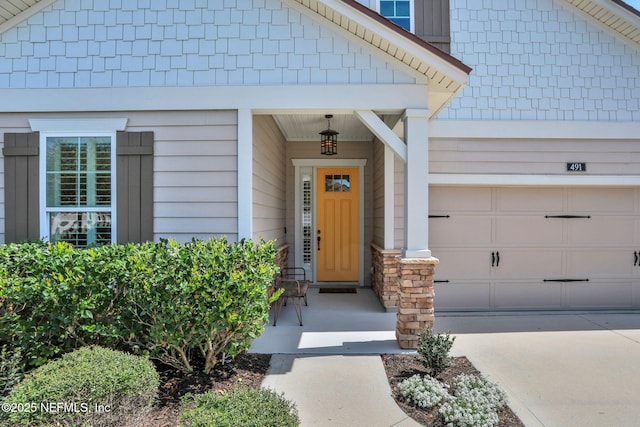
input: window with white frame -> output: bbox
[42,134,116,246]
[379,0,412,31]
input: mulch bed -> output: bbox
[138,353,271,427]
[382,354,526,427]
[135,352,524,427]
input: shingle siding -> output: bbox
[0,0,416,88]
[439,0,640,121]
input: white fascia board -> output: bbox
[333,0,467,81]
[313,0,469,85]
[0,85,428,113]
[564,0,640,45]
[354,109,406,161]
[0,0,56,36]
[430,120,640,140]
[429,174,640,187]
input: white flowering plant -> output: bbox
[397,374,450,409]
[438,374,508,427]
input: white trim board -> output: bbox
[430,120,640,140]
[1,85,429,113]
[429,174,640,187]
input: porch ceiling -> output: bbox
[273,113,402,142]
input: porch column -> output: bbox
[395,109,438,349]
[402,109,431,258]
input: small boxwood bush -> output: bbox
[1,346,159,427]
[179,387,300,427]
[417,325,456,377]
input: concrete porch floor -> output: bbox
[249,286,413,355]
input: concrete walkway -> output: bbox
[262,354,421,427]
[251,288,640,426]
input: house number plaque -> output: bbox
[566,162,586,172]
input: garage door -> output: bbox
[430,186,640,311]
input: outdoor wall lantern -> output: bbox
[320,114,338,156]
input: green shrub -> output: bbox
[0,345,24,397]
[397,374,450,409]
[179,387,299,427]
[120,238,279,373]
[0,238,279,374]
[1,346,159,427]
[417,325,456,377]
[0,242,124,369]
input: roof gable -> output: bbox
[0,0,470,94]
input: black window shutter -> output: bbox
[3,132,40,243]
[116,131,154,244]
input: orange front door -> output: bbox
[316,168,359,282]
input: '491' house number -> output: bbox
[567,162,586,172]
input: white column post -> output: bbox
[384,145,395,250]
[402,109,431,258]
[237,108,252,240]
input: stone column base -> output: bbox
[395,256,439,349]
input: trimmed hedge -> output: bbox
[0,238,279,373]
[179,387,300,427]
[1,346,158,427]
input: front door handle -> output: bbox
[317,236,321,251]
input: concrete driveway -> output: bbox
[435,313,640,427]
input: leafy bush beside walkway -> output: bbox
[0,238,279,374]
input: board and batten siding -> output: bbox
[429,138,640,175]
[252,115,286,245]
[0,110,239,243]
[415,0,451,53]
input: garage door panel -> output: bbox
[568,217,636,245]
[497,188,564,212]
[565,282,634,309]
[496,216,563,245]
[494,282,563,309]
[434,282,492,311]
[431,249,491,279]
[430,186,639,311]
[568,188,635,213]
[430,217,492,246]
[565,249,635,278]
[430,187,492,212]
[495,249,563,278]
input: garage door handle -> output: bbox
[635,251,639,267]
[543,278,590,282]
[545,215,591,219]
[491,251,500,267]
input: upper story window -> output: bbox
[41,133,116,247]
[379,0,413,32]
